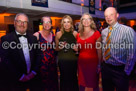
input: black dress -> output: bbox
[58,31,79,91]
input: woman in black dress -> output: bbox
[55,15,79,91]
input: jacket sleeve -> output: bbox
[0,36,23,81]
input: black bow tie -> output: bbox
[17,34,27,38]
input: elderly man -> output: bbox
[101,7,136,91]
[0,13,42,91]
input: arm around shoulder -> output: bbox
[96,37,102,65]
[55,31,62,51]
[73,31,78,38]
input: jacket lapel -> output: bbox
[12,31,27,72]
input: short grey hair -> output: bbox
[14,13,29,22]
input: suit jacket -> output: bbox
[0,31,41,84]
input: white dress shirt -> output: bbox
[16,31,31,74]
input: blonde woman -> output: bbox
[55,15,79,91]
[77,13,102,91]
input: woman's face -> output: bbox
[63,18,71,31]
[82,15,91,27]
[42,17,52,31]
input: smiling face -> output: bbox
[42,17,52,31]
[82,14,91,27]
[104,7,119,26]
[14,14,28,34]
[63,18,71,31]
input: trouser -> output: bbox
[101,62,129,91]
[10,76,43,91]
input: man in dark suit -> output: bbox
[0,13,41,91]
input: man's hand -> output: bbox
[27,72,35,80]
[19,74,30,82]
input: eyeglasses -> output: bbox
[43,21,51,24]
[82,18,91,21]
[15,20,28,25]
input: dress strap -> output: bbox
[37,31,42,40]
[38,31,40,34]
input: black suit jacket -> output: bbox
[0,31,41,83]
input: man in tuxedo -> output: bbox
[0,13,42,91]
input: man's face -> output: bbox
[104,7,119,26]
[14,15,28,34]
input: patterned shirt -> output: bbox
[102,22,136,75]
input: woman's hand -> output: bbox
[73,44,79,52]
[97,64,101,74]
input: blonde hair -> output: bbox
[78,13,96,35]
[60,15,74,34]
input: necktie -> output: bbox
[17,34,27,38]
[104,26,112,60]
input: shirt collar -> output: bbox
[15,31,26,35]
[108,22,120,30]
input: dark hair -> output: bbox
[41,16,52,24]
[133,25,136,32]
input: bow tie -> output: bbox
[17,34,27,38]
